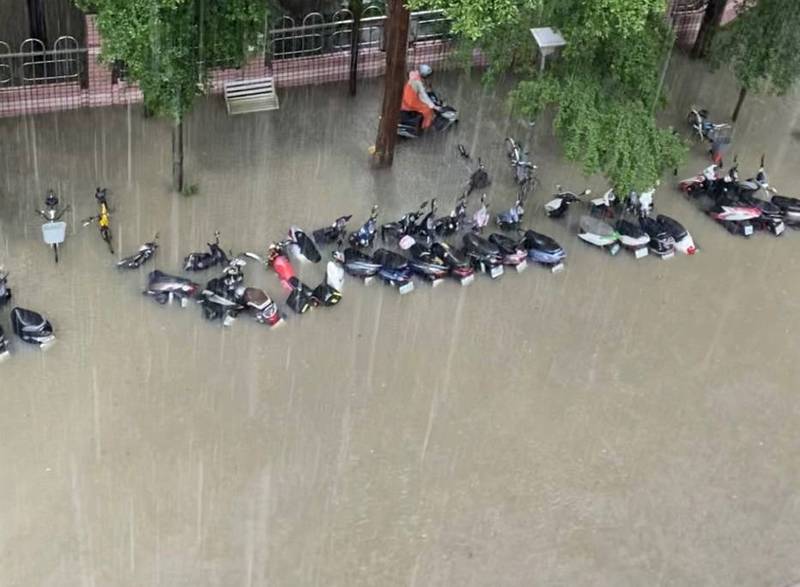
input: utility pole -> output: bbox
[371,0,409,167]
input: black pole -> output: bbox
[349,1,363,96]
[26,0,48,44]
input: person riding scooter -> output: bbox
[401,64,439,131]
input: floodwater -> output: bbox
[1,57,799,586]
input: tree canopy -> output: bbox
[712,0,800,96]
[79,0,267,121]
[413,0,686,193]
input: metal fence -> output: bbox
[267,9,457,87]
[0,4,727,119]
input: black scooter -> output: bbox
[430,242,476,285]
[10,307,55,347]
[0,269,10,306]
[407,242,450,286]
[371,248,415,294]
[235,286,285,327]
[462,233,504,279]
[117,234,159,269]
[381,200,430,244]
[333,247,382,281]
[349,205,379,249]
[144,271,200,306]
[0,324,8,360]
[433,193,467,237]
[398,92,458,139]
[184,231,229,271]
[313,215,352,245]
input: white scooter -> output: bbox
[577,215,621,255]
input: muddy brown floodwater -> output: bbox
[1,57,799,586]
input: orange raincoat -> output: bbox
[401,71,435,129]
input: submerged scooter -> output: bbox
[433,193,467,237]
[287,226,322,263]
[244,245,316,314]
[37,190,70,263]
[657,214,697,255]
[312,215,352,245]
[407,242,450,286]
[235,286,285,327]
[488,233,528,271]
[679,166,760,236]
[0,269,10,306]
[197,257,247,326]
[371,248,415,294]
[504,137,537,193]
[520,229,566,272]
[10,307,55,347]
[312,257,344,307]
[471,194,490,233]
[184,231,229,271]
[545,187,591,218]
[381,200,430,245]
[639,215,676,258]
[349,205,379,249]
[333,246,382,282]
[0,324,8,360]
[144,271,200,307]
[117,233,159,269]
[732,157,785,236]
[462,233,504,278]
[428,241,475,285]
[495,190,526,231]
[577,216,621,255]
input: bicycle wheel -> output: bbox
[102,228,114,254]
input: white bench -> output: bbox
[224,77,279,115]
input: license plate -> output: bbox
[431,278,444,288]
[551,263,565,273]
[515,260,528,272]
[743,225,754,236]
[490,265,504,279]
[775,223,785,236]
[180,296,188,308]
[609,243,621,256]
[223,315,236,327]
[364,276,374,286]
[460,274,475,286]
[0,350,9,362]
[661,251,675,260]
[634,247,648,259]
[398,282,414,295]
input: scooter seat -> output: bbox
[522,230,560,253]
[11,307,46,330]
[615,219,647,238]
[656,215,688,240]
[372,248,408,269]
[463,233,500,256]
[771,195,800,212]
[488,233,522,253]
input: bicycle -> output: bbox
[82,187,114,254]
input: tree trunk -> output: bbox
[732,86,747,122]
[691,0,727,59]
[371,0,410,167]
[26,0,48,44]
[172,118,184,193]
[349,1,363,96]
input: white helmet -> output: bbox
[419,64,432,78]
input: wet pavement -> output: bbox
[1,56,799,586]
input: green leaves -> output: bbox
[80,0,267,121]
[712,0,800,96]
[406,0,542,41]
[511,72,685,193]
